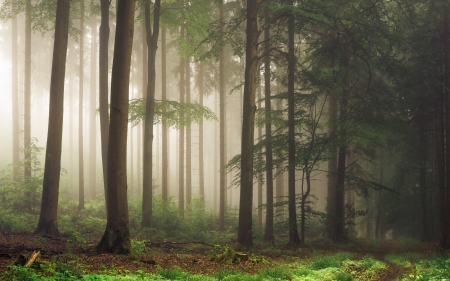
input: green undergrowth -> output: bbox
[5,251,429,281]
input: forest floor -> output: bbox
[0,232,442,280]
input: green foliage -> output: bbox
[130,239,147,257]
[129,99,217,128]
[310,252,355,270]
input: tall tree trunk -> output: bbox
[418,118,429,241]
[263,7,274,241]
[11,5,19,181]
[35,0,71,236]
[436,67,445,246]
[326,91,338,239]
[442,12,450,249]
[99,0,110,199]
[178,14,186,216]
[333,92,348,242]
[89,13,97,200]
[300,170,312,245]
[97,0,135,254]
[78,0,85,210]
[237,0,259,248]
[219,0,226,231]
[142,0,161,228]
[24,0,32,193]
[198,60,205,203]
[257,85,263,232]
[287,2,300,246]
[161,26,168,202]
[186,57,192,212]
[275,96,284,220]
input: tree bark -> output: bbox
[78,0,85,210]
[198,60,205,203]
[99,0,110,199]
[442,12,450,249]
[186,57,192,212]
[24,0,32,195]
[263,7,274,242]
[35,0,71,236]
[97,0,135,254]
[11,4,19,181]
[287,2,300,246]
[219,0,226,231]
[89,13,98,200]
[237,0,259,248]
[178,12,186,216]
[257,85,263,232]
[142,0,161,228]
[326,92,338,239]
[161,27,169,202]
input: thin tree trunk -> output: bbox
[186,57,192,212]
[142,0,161,228]
[198,60,205,203]
[178,16,186,216]
[219,0,226,231]
[237,0,259,248]
[442,12,450,249]
[78,0,85,210]
[257,85,263,232]
[12,6,19,181]
[326,92,338,239]
[161,26,168,202]
[89,12,97,200]
[99,0,110,199]
[287,2,300,246]
[263,7,274,241]
[35,0,71,236]
[24,0,32,187]
[97,0,135,254]
[418,118,429,241]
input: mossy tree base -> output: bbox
[96,222,131,255]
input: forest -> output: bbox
[0,0,449,280]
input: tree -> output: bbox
[11,0,19,181]
[97,0,135,254]
[89,9,98,200]
[35,0,71,236]
[287,0,300,246]
[263,6,274,242]
[142,0,161,228]
[443,10,450,249]
[24,0,32,209]
[237,0,259,248]
[218,0,226,232]
[78,0,85,210]
[99,0,110,198]
[161,26,169,202]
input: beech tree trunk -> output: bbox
[35,0,71,236]
[237,0,259,248]
[142,0,161,228]
[326,91,338,239]
[97,0,135,254]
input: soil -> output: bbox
[0,232,428,280]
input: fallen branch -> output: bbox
[25,250,40,267]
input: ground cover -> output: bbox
[0,232,448,281]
